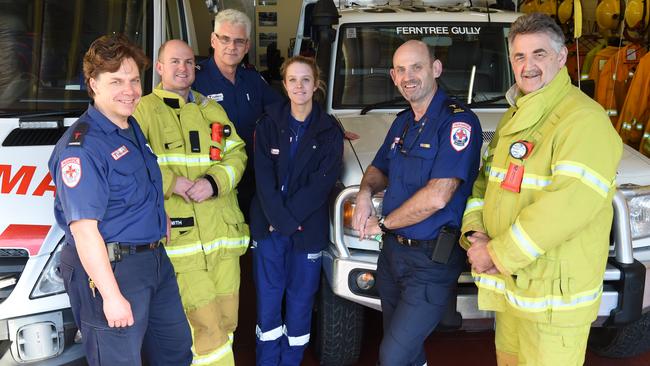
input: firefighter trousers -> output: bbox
[176,256,241,366]
[495,310,591,366]
[252,231,322,366]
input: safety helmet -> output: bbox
[624,0,648,30]
[558,0,574,24]
[538,0,558,19]
[596,0,622,31]
[521,0,539,14]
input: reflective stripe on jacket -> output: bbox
[461,68,623,325]
[134,85,249,272]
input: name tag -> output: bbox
[111,145,129,160]
[207,93,224,102]
[271,148,280,155]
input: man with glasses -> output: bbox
[134,39,249,366]
[352,40,482,365]
[194,9,283,221]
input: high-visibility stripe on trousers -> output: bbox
[252,232,322,366]
[176,257,241,366]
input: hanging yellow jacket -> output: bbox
[619,52,650,149]
[461,68,622,325]
[580,40,606,81]
[134,85,249,273]
[595,44,646,124]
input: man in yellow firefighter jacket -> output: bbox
[134,39,248,365]
[460,13,623,366]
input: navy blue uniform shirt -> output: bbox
[49,104,166,246]
[251,102,343,251]
[193,58,284,154]
[371,89,482,240]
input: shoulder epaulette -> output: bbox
[68,122,89,146]
[396,107,412,116]
[447,102,466,114]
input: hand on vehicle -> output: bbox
[352,191,374,239]
[364,215,383,238]
[103,294,134,328]
[174,176,194,203]
[187,178,214,203]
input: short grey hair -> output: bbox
[508,12,565,52]
[214,9,252,38]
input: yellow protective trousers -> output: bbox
[176,256,240,366]
[495,311,591,366]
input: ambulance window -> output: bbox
[332,23,513,109]
[0,0,151,115]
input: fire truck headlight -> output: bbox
[31,242,65,299]
[629,194,650,240]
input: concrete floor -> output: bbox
[234,252,650,366]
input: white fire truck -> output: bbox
[291,0,650,364]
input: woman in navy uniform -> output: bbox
[48,34,192,366]
[250,56,343,365]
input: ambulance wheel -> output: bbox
[589,312,650,358]
[313,275,364,366]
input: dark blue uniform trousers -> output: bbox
[60,244,192,366]
[377,235,464,366]
[252,231,322,366]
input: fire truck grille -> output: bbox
[0,249,29,257]
[0,257,28,304]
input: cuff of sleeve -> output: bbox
[204,174,219,197]
[487,243,511,276]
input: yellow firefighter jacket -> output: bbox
[460,68,623,325]
[134,85,249,273]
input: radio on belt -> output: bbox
[501,140,534,193]
[210,122,231,161]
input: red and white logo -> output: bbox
[450,122,472,152]
[111,145,129,160]
[60,157,81,188]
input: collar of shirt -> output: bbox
[208,57,244,84]
[87,103,136,135]
[403,88,448,126]
[288,111,313,139]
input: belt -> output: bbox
[106,241,162,262]
[385,232,436,249]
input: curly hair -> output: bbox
[83,33,149,98]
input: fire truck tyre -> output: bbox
[313,275,364,366]
[588,312,650,358]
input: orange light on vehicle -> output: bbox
[343,200,355,229]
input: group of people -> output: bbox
[48,8,622,366]
[49,9,341,366]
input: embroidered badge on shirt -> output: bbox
[60,157,81,188]
[111,145,129,160]
[450,122,471,151]
[207,93,224,102]
[271,148,280,155]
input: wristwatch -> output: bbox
[378,216,390,233]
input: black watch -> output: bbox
[378,216,390,233]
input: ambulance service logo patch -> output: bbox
[450,122,471,151]
[111,145,129,160]
[60,157,81,188]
